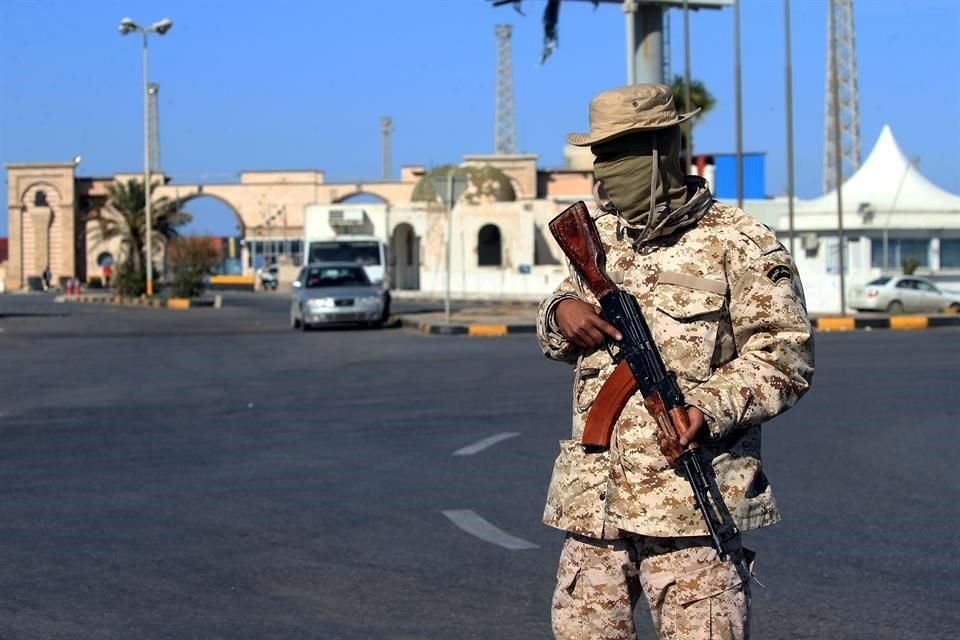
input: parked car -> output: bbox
[847,276,960,314]
[290,263,390,330]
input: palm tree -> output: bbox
[671,76,716,160]
[98,178,191,275]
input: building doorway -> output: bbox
[391,223,419,290]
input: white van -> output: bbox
[303,204,390,287]
[305,237,388,286]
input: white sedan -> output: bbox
[848,276,960,314]
[290,263,390,330]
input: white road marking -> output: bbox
[453,432,520,456]
[442,510,539,550]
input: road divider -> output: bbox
[399,316,537,336]
[209,275,255,291]
[55,294,221,310]
[400,308,960,337]
[889,315,928,330]
[812,315,958,331]
[815,317,855,332]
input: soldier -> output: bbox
[538,84,815,639]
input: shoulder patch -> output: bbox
[766,264,793,285]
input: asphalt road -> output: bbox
[0,293,957,639]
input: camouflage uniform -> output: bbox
[538,201,814,639]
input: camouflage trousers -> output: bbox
[552,533,753,640]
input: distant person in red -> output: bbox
[103,264,112,288]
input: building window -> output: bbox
[942,240,960,269]
[870,238,930,269]
[248,237,304,268]
[478,224,502,266]
[826,239,851,274]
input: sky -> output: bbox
[2,0,959,235]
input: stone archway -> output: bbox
[333,191,391,205]
[176,192,245,234]
[174,193,248,275]
[4,163,427,291]
[19,183,61,286]
[391,223,419,290]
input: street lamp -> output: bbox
[430,173,468,325]
[119,16,173,297]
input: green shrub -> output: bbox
[168,237,222,299]
[113,261,147,297]
[901,256,920,275]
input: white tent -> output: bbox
[799,125,960,217]
[778,126,960,314]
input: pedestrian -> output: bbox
[103,263,112,289]
[537,84,815,640]
[42,265,52,291]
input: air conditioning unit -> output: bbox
[329,209,365,225]
[329,208,366,233]
[801,233,819,251]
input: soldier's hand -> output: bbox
[679,406,706,447]
[657,406,706,466]
[555,299,622,349]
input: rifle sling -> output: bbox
[582,360,638,450]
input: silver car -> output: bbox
[290,263,390,330]
[848,276,960,314]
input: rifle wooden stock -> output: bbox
[548,202,616,301]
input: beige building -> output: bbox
[5,153,596,296]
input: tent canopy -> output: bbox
[802,125,960,213]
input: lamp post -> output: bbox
[119,17,173,297]
[784,0,796,259]
[828,0,846,314]
[733,0,743,209]
[430,173,469,325]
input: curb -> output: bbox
[56,295,220,309]
[399,317,536,336]
[812,314,960,331]
[400,314,960,336]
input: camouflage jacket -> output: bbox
[537,202,814,539]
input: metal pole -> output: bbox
[385,203,392,289]
[683,0,692,171]
[634,5,663,84]
[142,32,154,296]
[829,0,846,314]
[445,175,452,325]
[734,0,743,209]
[883,229,888,271]
[784,0,796,257]
[624,0,636,84]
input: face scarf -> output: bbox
[592,127,701,244]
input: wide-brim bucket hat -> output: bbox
[566,83,700,147]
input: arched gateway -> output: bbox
[5,155,581,297]
[3,164,424,290]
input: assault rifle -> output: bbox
[548,200,738,559]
